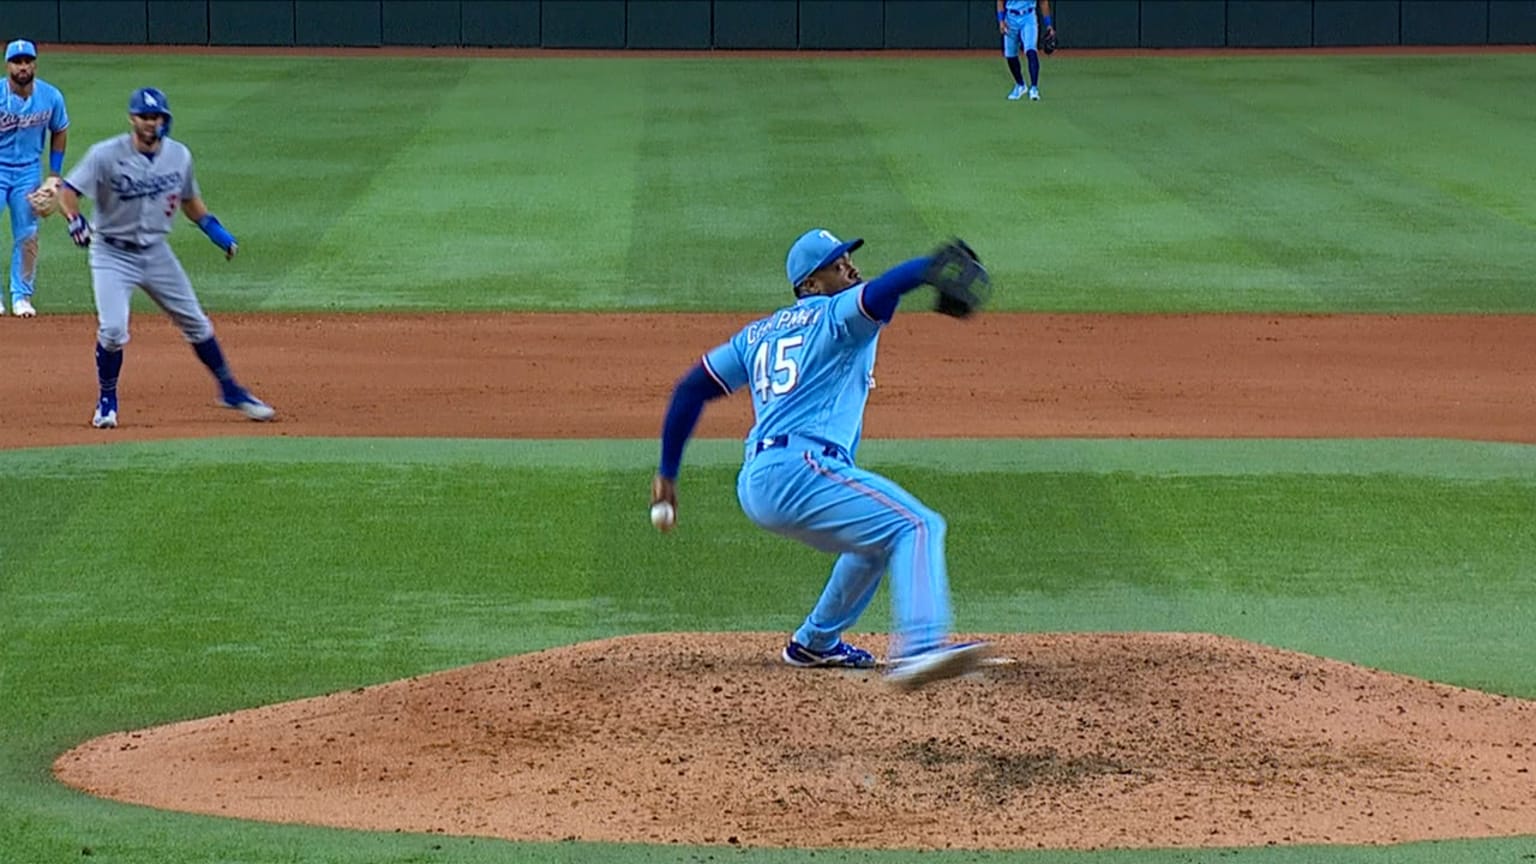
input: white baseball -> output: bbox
[650,501,676,531]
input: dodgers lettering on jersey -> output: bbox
[0,79,68,165]
[702,286,883,460]
[65,133,200,246]
[1003,0,1037,18]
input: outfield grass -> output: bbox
[6,50,1535,863]
[30,52,1536,313]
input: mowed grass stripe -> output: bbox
[622,59,937,304]
[263,60,649,310]
[29,53,1536,314]
[4,436,1533,478]
[1053,59,1526,310]
[1224,55,1536,232]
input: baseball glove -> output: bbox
[28,176,61,218]
[1042,27,1058,55]
[925,239,992,319]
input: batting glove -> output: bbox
[67,214,91,247]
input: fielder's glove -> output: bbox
[925,239,991,319]
[67,213,92,247]
[1043,27,1058,55]
[27,176,61,218]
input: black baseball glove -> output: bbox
[1042,27,1058,55]
[925,239,991,319]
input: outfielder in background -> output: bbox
[650,228,994,691]
[998,0,1056,101]
[57,87,274,429]
[0,38,68,317]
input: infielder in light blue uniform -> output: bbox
[59,87,273,429]
[0,39,68,316]
[651,229,991,691]
[998,0,1054,101]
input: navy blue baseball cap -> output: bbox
[786,228,864,288]
[5,40,38,62]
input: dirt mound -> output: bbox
[53,632,1536,850]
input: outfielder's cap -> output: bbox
[5,40,37,62]
[786,228,864,288]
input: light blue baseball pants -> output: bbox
[1003,13,1039,57]
[737,438,952,660]
[0,162,41,304]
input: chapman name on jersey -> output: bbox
[745,305,825,346]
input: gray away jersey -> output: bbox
[65,133,200,246]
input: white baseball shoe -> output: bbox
[1007,84,1026,101]
[885,641,992,691]
[219,387,276,421]
[92,394,118,429]
[12,298,36,317]
[1028,86,1040,101]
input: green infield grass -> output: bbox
[4,438,1536,862]
[27,51,1536,314]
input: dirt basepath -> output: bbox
[4,312,1534,450]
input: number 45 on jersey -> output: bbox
[753,335,803,404]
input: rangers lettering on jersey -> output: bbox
[0,109,53,134]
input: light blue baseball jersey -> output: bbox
[701,287,881,460]
[707,281,954,660]
[1003,0,1037,18]
[0,79,67,165]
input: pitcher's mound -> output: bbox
[54,632,1536,850]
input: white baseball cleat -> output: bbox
[1028,86,1040,101]
[885,641,992,691]
[92,395,118,429]
[12,298,35,317]
[1007,84,1026,101]
[219,388,276,421]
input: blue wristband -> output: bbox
[997,10,1006,21]
[197,213,236,250]
[49,150,63,174]
[1043,15,1053,28]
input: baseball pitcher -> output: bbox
[651,228,994,691]
[0,39,68,317]
[999,0,1055,101]
[58,87,273,429]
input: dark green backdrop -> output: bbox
[6,0,1534,49]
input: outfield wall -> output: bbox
[6,1,1535,50]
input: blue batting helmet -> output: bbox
[128,87,173,139]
